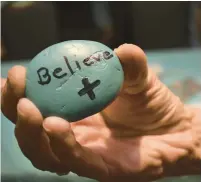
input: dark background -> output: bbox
[1,1,201,61]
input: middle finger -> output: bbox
[15,98,69,173]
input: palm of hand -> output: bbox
[71,114,159,182]
[69,110,191,182]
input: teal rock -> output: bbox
[25,40,124,122]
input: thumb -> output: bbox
[103,44,193,135]
[115,44,150,95]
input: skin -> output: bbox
[1,44,201,182]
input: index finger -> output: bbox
[1,66,26,123]
[115,44,149,95]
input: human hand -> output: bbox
[1,44,201,182]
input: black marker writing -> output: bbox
[83,57,94,66]
[37,67,51,85]
[64,56,74,75]
[92,53,101,62]
[103,51,113,59]
[53,67,67,79]
[36,50,113,86]
[75,61,81,70]
[83,51,113,66]
[78,77,101,100]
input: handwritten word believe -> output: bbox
[37,51,113,85]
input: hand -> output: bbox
[1,44,201,182]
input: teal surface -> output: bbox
[1,48,201,182]
[26,40,123,121]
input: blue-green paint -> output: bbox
[25,40,124,121]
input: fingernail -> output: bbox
[17,98,28,113]
[43,117,70,133]
[43,118,56,132]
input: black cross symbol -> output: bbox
[78,78,101,100]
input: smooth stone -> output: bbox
[25,40,124,122]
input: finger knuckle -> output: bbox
[72,149,82,159]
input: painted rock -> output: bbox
[25,40,124,121]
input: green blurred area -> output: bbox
[156,176,201,182]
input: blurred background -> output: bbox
[1,1,201,182]
[1,1,201,60]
